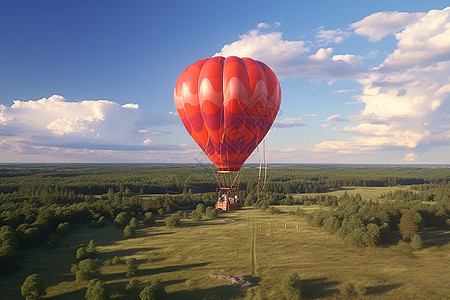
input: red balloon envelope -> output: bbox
[174,56,281,172]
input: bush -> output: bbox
[195,203,206,215]
[143,212,155,226]
[112,256,123,265]
[411,234,423,251]
[129,217,139,227]
[103,259,112,266]
[280,272,302,300]
[339,282,366,298]
[126,258,139,277]
[76,246,88,260]
[114,212,130,228]
[205,206,219,218]
[21,273,46,300]
[139,279,166,300]
[86,239,97,257]
[96,216,107,227]
[266,206,282,215]
[56,222,71,238]
[71,259,100,282]
[76,240,97,260]
[45,233,60,250]
[123,224,137,239]
[85,278,109,300]
[125,279,139,292]
[191,211,202,221]
[164,215,181,228]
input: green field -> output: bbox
[2,205,449,299]
[294,185,408,200]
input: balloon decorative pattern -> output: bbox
[174,56,281,171]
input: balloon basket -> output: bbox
[216,187,241,211]
[215,171,241,211]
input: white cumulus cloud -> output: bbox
[315,27,351,44]
[215,27,366,79]
[351,11,426,42]
[315,7,450,157]
[273,117,307,128]
[0,95,182,160]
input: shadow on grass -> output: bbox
[100,246,160,260]
[179,220,232,228]
[141,231,176,237]
[101,262,211,282]
[47,287,86,300]
[366,283,401,295]
[301,277,339,299]
[168,285,244,300]
[140,262,211,276]
[100,278,188,299]
[422,228,450,247]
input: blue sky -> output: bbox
[0,1,449,164]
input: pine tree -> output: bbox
[398,210,423,241]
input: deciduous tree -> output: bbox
[21,274,46,300]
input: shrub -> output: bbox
[173,211,183,219]
[139,279,166,300]
[125,279,139,292]
[56,222,71,238]
[322,216,341,233]
[164,215,181,228]
[339,282,366,298]
[280,272,302,300]
[411,234,423,251]
[21,273,46,300]
[96,216,107,227]
[126,258,139,277]
[195,203,206,215]
[45,233,60,250]
[85,278,109,300]
[191,211,202,221]
[112,256,123,265]
[76,240,97,260]
[71,259,100,282]
[266,206,282,215]
[76,246,88,260]
[143,212,155,226]
[86,239,97,257]
[123,225,137,239]
[114,212,130,228]
[103,259,112,266]
[129,217,139,227]
[205,206,218,218]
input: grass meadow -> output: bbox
[1,203,449,299]
[293,185,408,200]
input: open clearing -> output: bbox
[293,185,408,200]
[1,205,449,299]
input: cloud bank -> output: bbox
[215,28,366,79]
[0,95,184,162]
[217,7,450,162]
[314,7,450,162]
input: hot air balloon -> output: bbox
[174,56,281,210]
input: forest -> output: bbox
[0,164,449,298]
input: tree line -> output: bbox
[1,164,449,275]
